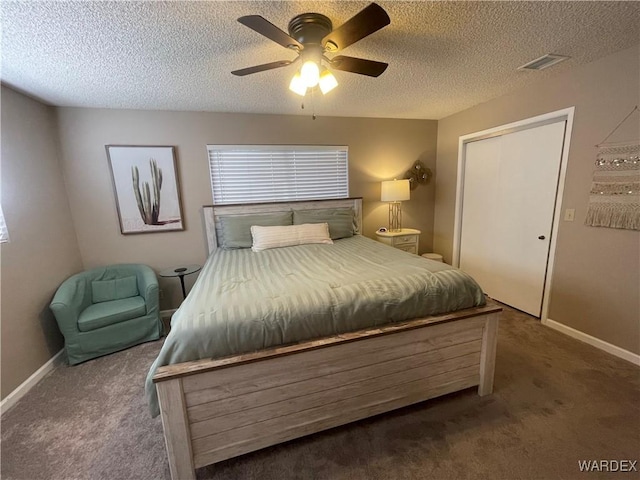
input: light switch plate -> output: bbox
[564,208,575,221]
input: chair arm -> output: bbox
[50,279,86,337]
[136,265,159,311]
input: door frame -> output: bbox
[452,107,575,321]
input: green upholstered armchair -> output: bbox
[50,264,162,365]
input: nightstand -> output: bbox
[375,228,421,254]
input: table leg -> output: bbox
[179,275,186,299]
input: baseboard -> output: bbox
[1,349,66,416]
[543,318,640,366]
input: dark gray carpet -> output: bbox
[2,305,639,480]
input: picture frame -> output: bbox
[105,145,185,234]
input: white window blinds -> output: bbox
[0,205,9,243]
[207,145,349,205]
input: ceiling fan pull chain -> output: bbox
[312,88,317,120]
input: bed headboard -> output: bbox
[202,198,363,256]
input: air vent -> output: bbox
[518,54,570,71]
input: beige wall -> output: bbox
[1,86,83,399]
[435,45,640,355]
[56,110,437,308]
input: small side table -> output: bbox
[159,264,202,299]
[375,228,421,254]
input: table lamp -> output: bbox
[381,179,410,232]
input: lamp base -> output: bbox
[388,202,402,232]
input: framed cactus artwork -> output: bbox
[105,145,184,234]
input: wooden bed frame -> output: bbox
[153,198,501,480]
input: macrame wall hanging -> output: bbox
[585,106,639,231]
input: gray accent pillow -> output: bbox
[219,212,293,249]
[293,208,355,240]
[91,276,139,303]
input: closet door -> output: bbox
[460,121,566,317]
[459,136,502,306]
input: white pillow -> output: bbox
[251,223,333,252]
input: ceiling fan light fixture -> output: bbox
[319,68,338,94]
[233,3,390,104]
[289,71,307,96]
[300,60,320,87]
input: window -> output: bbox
[0,204,9,243]
[207,145,349,205]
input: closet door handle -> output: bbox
[538,235,546,240]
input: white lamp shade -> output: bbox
[319,68,338,94]
[381,179,410,202]
[289,72,307,96]
[300,61,320,88]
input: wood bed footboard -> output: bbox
[153,303,501,480]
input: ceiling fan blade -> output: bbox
[322,3,390,52]
[231,60,293,76]
[238,15,303,50]
[330,56,388,77]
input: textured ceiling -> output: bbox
[1,1,638,119]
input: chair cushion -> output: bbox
[91,276,139,303]
[78,296,147,332]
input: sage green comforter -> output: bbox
[145,235,485,416]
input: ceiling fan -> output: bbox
[231,3,390,96]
